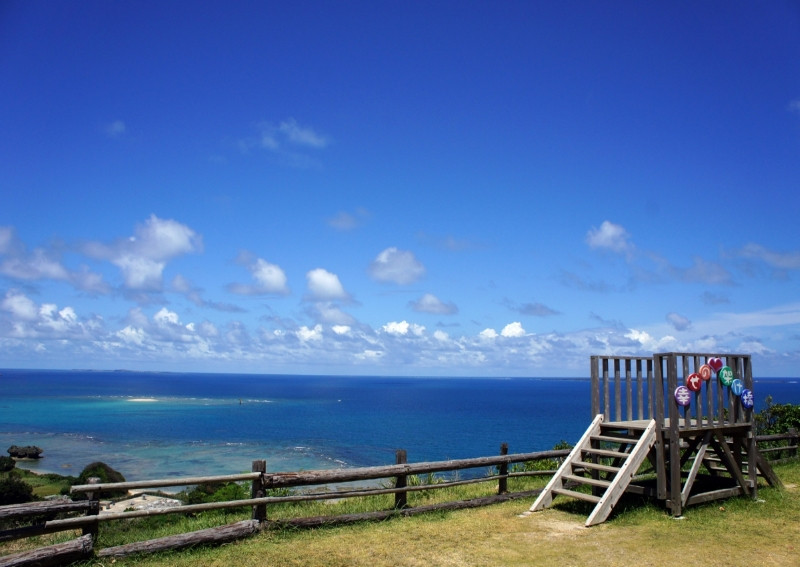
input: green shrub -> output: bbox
[73,462,128,499]
[0,472,35,505]
[755,398,800,435]
[0,456,15,472]
[179,481,249,505]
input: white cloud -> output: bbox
[253,259,289,293]
[248,119,329,153]
[666,312,691,331]
[279,118,329,148]
[328,208,370,231]
[382,320,425,336]
[2,290,38,320]
[332,325,351,335]
[739,243,800,270]
[85,215,202,292]
[0,226,15,254]
[479,328,498,339]
[501,322,526,338]
[369,247,425,285]
[296,324,323,341]
[306,268,348,301]
[409,293,458,315]
[117,325,145,345]
[228,256,289,296]
[154,307,180,326]
[586,221,633,254]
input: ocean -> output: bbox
[1,369,798,482]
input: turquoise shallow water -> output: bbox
[1,369,798,481]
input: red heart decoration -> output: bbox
[708,357,723,372]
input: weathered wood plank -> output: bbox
[71,472,261,494]
[552,487,601,504]
[0,534,93,567]
[0,500,96,520]
[97,520,259,558]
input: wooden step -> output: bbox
[591,434,635,444]
[563,474,611,489]
[573,460,621,474]
[582,447,631,459]
[552,487,601,504]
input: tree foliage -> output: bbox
[754,397,800,436]
[0,472,35,505]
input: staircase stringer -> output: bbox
[528,414,604,513]
[584,419,657,526]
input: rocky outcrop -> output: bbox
[7,445,43,459]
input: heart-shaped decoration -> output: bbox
[708,357,723,372]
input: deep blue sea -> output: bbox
[1,369,798,482]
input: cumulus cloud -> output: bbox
[382,320,425,336]
[306,268,349,301]
[409,293,458,315]
[85,215,202,291]
[501,322,526,338]
[586,221,633,254]
[1,290,38,321]
[666,312,691,331]
[228,255,289,296]
[0,290,99,340]
[369,247,425,285]
[0,227,109,294]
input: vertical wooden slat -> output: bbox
[647,358,654,421]
[636,359,644,420]
[591,356,600,418]
[603,358,610,420]
[692,355,702,426]
[625,358,633,421]
[667,353,682,516]
[614,358,622,422]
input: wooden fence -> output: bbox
[2,432,797,565]
[0,445,568,565]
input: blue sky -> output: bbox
[1,1,799,377]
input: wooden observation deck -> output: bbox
[529,352,781,525]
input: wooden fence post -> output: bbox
[394,450,408,509]
[251,460,267,523]
[789,428,798,459]
[498,443,508,494]
[83,477,100,540]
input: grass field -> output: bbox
[3,462,798,567]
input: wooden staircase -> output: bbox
[527,414,657,526]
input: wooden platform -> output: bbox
[527,352,783,525]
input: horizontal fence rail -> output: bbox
[2,432,797,562]
[1,445,571,560]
